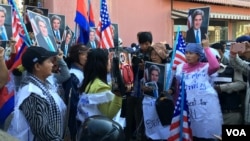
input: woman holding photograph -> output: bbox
[143,43,175,98]
[175,38,222,140]
[141,42,175,140]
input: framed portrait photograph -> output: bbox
[61,26,74,56]
[144,61,166,98]
[48,13,66,43]
[27,10,57,52]
[0,4,12,43]
[110,48,134,95]
[62,26,75,43]
[186,6,210,43]
[119,50,133,88]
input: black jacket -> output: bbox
[186,27,207,43]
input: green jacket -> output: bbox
[85,78,122,119]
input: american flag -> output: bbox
[8,0,29,72]
[96,0,114,49]
[9,0,24,53]
[173,32,186,69]
[168,78,192,141]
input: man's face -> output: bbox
[139,41,151,52]
[38,21,48,36]
[193,15,203,30]
[65,33,71,44]
[89,31,95,41]
[52,19,60,30]
[0,11,5,26]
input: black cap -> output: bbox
[22,46,58,70]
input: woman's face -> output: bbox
[150,50,162,64]
[185,51,199,64]
[150,70,159,82]
[79,52,88,67]
[37,57,54,78]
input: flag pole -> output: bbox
[18,34,30,48]
[74,23,77,44]
[165,26,180,90]
[11,0,32,46]
[179,72,185,141]
[88,0,90,11]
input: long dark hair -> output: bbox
[79,48,109,93]
[64,44,89,68]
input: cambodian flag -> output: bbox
[88,0,95,27]
[0,74,15,126]
[9,34,28,72]
[75,0,90,44]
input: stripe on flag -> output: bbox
[168,77,192,141]
[10,0,24,53]
[173,32,186,69]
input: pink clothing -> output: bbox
[183,47,219,75]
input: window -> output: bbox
[232,21,250,39]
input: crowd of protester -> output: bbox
[1,7,250,141]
